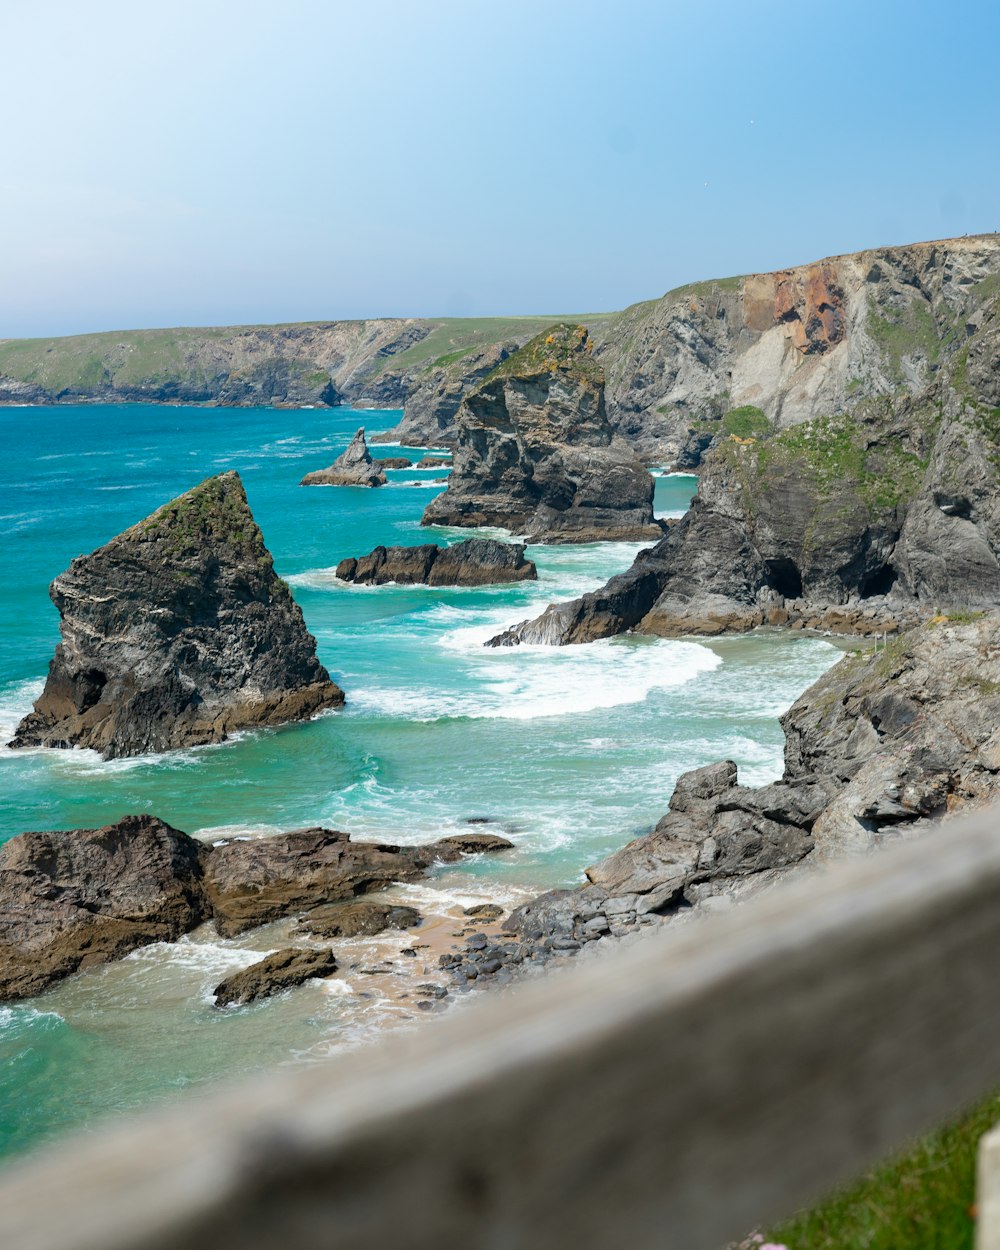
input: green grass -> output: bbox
[768,1089,1000,1250]
[485,322,605,385]
[722,405,770,438]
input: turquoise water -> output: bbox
[0,402,841,1158]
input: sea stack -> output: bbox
[300,428,387,487]
[421,324,662,542]
[10,471,344,759]
[335,538,537,586]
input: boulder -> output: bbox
[422,324,662,542]
[300,428,387,487]
[0,815,209,1002]
[295,900,421,938]
[336,539,536,587]
[213,947,338,1007]
[9,472,343,758]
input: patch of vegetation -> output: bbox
[140,474,271,564]
[721,405,770,439]
[867,297,958,384]
[769,1088,1000,1250]
[485,323,604,385]
[960,673,1000,695]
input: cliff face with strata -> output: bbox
[421,325,662,542]
[10,472,344,759]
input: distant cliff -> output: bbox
[3,236,998,467]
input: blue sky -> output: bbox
[1,0,997,337]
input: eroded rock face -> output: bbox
[336,539,537,587]
[489,389,1000,645]
[213,947,338,1007]
[295,900,421,938]
[422,325,662,543]
[300,428,387,487]
[503,616,1000,949]
[9,472,344,759]
[0,815,209,1001]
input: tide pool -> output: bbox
[0,402,841,1158]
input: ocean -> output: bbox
[0,402,842,1159]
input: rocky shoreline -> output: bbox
[336,538,537,587]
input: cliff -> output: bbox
[421,324,662,542]
[4,237,998,473]
[9,472,344,759]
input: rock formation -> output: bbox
[489,384,1000,644]
[300,428,387,487]
[0,817,513,1001]
[377,456,413,469]
[336,539,537,587]
[9,472,343,759]
[422,324,662,542]
[213,947,338,1008]
[417,456,452,468]
[0,815,209,1001]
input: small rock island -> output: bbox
[10,471,344,759]
[421,324,662,542]
[336,538,537,586]
[300,427,387,487]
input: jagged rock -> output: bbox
[300,428,387,487]
[432,832,515,858]
[213,947,338,1007]
[376,456,413,470]
[336,539,536,587]
[9,472,343,759]
[488,387,1000,645]
[422,325,662,542]
[0,815,209,1002]
[294,900,421,939]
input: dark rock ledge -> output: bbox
[0,818,512,1003]
[336,539,537,587]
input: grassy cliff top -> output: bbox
[485,323,605,385]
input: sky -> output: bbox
[1,0,998,338]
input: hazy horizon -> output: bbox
[2,0,998,339]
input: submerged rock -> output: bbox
[0,815,209,1002]
[300,428,387,487]
[9,472,343,759]
[213,947,338,1007]
[336,538,537,587]
[421,324,662,542]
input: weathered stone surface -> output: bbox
[213,947,338,1007]
[376,456,413,470]
[295,900,421,939]
[422,325,662,543]
[0,815,209,1002]
[336,539,536,587]
[432,832,515,859]
[300,428,387,487]
[9,472,343,759]
[417,456,453,468]
[204,829,435,939]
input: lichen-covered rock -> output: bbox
[300,427,387,487]
[213,947,338,1007]
[336,539,536,587]
[421,325,662,542]
[0,815,209,1002]
[9,472,343,759]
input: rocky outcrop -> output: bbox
[300,428,387,487]
[295,900,421,939]
[418,456,452,468]
[450,616,1000,983]
[0,817,513,1001]
[9,472,343,759]
[377,456,413,469]
[0,815,209,1001]
[335,539,537,587]
[489,385,1000,645]
[213,947,338,1007]
[422,324,662,542]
